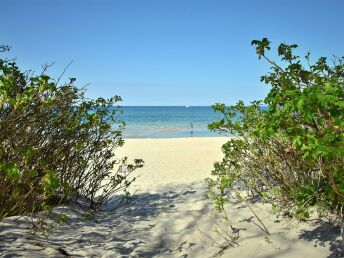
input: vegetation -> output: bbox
[0,46,143,221]
[207,38,343,221]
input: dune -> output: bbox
[0,137,339,257]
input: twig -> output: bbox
[234,190,270,235]
[56,60,73,86]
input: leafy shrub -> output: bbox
[0,46,143,220]
[207,39,343,220]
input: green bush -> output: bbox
[207,39,343,220]
[0,46,143,219]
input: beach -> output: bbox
[0,137,338,257]
[117,137,227,190]
[3,1,343,257]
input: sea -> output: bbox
[120,106,224,139]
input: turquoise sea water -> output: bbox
[121,106,223,138]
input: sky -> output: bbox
[2,0,344,106]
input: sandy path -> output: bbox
[116,137,228,191]
[0,137,340,257]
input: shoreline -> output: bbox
[123,135,229,140]
[122,133,227,140]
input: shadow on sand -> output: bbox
[0,183,209,257]
[1,183,342,257]
[298,220,343,258]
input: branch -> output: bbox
[56,60,73,86]
[262,54,285,73]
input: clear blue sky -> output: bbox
[2,0,343,106]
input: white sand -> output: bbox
[117,137,228,192]
[0,137,339,257]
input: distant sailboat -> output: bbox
[185,105,190,108]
